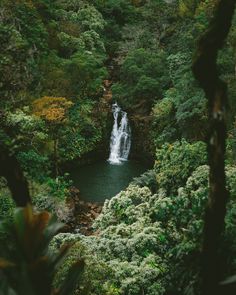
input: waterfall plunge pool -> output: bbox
[70,160,149,203]
[70,103,149,203]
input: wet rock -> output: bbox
[63,186,103,235]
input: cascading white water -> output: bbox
[108,103,131,164]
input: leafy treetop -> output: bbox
[33,96,73,124]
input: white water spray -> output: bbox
[108,103,131,164]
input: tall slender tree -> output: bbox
[192,1,236,294]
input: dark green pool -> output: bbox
[70,160,148,203]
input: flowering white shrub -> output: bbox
[95,186,153,229]
[90,185,173,294]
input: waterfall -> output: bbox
[108,103,131,164]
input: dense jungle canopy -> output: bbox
[1,0,236,294]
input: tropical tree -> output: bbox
[33,96,73,176]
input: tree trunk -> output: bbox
[0,147,31,206]
[192,1,236,294]
[54,138,59,178]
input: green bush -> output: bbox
[31,176,73,224]
[18,150,50,181]
[151,94,178,147]
[51,233,119,295]
[0,178,15,221]
[92,185,169,295]
[154,139,207,194]
[112,48,168,109]
[46,174,73,201]
[131,169,158,193]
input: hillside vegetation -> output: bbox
[1,0,236,294]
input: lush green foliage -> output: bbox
[109,0,236,151]
[154,140,207,193]
[54,161,236,295]
[0,206,84,295]
[1,0,236,294]
[0,178,15,221]
[0,0,109,183]
[112,49,168,108]
[131,169,157,193]
[51,234,118,295]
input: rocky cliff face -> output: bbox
[103,82,155,164]
[128,99,155,163]
[73,76,155,166]
[130,113,154,163]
